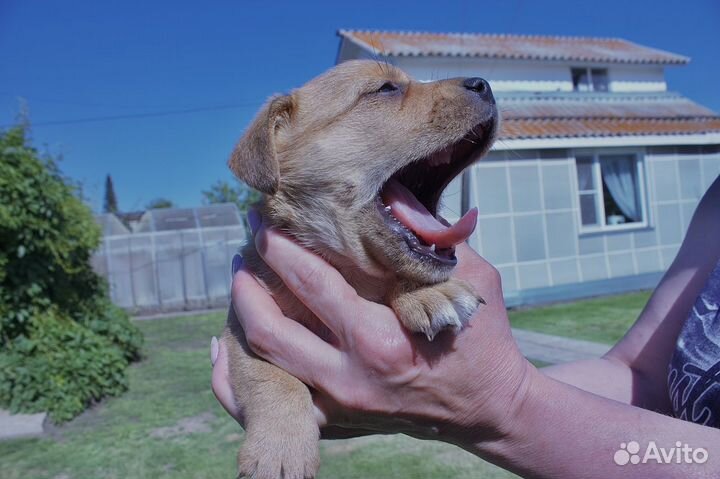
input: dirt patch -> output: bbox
[44,402,110,441]
[149,412,215,439]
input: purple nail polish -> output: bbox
[231,254,243,276]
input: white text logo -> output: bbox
[614,441,708,466]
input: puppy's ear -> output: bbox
[228,94,295,195]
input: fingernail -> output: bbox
[247,209,261,236]
[231,254,243,276]
[210,336,219,366]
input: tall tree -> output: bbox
[103,174,119,213]
[202,180,260,214]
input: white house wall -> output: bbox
[450,146,720,304]
[373,56,668,93]
[336,40,376,62]
[609,65,666,92]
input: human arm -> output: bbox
[537,176,720,411]
[215,206,720,478]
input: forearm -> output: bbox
[471,367,719,478]
[541,356,636,405]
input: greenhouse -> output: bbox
[93,203,245,313]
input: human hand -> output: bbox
[212,213,535,449]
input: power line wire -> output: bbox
[0,102,262,128]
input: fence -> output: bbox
[92,204,246,313]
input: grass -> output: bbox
[0,291,651,478]
[509,291,652,345]
[0,311,517,479]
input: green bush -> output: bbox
[0,125,143,422]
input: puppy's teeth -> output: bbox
[430,244,436,252]
[385,206,391,212]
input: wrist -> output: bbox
[455,357,544,461]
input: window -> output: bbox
[571,67,609,92]
[575,152,647,231]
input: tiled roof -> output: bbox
[497,94,720,140]
[500,118,720,140]
[338,30,690,65]
[499,94,716,119]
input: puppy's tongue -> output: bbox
[381,178,478,249]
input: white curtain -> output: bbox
[601,156,640,221]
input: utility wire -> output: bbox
[0,102,262,128]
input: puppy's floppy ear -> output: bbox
[228,94,295,195]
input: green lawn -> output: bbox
[0,311,516,479]
[509,291,652,345]
[0,291,651,478]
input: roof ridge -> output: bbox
[619,37,691,63]
[338,29,689,64]
[498,94,687,102]
[340,29,632,43]
[503,116,720,121]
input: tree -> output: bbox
[145,197,175,209]
[0,124,142,422]
[103,174,119,214]
[202,180,261,214]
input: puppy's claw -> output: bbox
[390,278,483,341]
[478,295,486,305]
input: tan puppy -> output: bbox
[223,60,498,479]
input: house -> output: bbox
[337,30,720,306]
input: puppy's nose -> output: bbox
[463,77,493,101]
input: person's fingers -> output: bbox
[320,426,380,440]
[252,222,363,341]
[231,261,343,390]
[455,243,501,295]
[310,391,384,439]
[211,336,244,425]
[455,242,492,272]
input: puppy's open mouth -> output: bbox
[376,123,494,266]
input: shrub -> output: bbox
[0,125,143,422]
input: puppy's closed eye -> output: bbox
[376,82,399,93]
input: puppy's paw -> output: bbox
[389,278,484,340]
[237,421,320,479]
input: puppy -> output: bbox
[223,60,498,479]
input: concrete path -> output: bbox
[0,409,46,440]
[512,328,611,365]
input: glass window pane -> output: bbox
[580,193,599,226]
[591,69,609,92]
[600,154,642,225]
[576,157,595,191]
[572,68,590,92]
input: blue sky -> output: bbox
[1,0,718,212]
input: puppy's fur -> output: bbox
[223,60,497,479]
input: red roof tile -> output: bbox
[494,94,720,140]
[500,118,720,140]
[499,96,716,120]
[339,30,689,65]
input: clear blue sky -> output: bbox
[1,0,718,212]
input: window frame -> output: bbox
[571,67,610,92]
[573,148,649,234]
